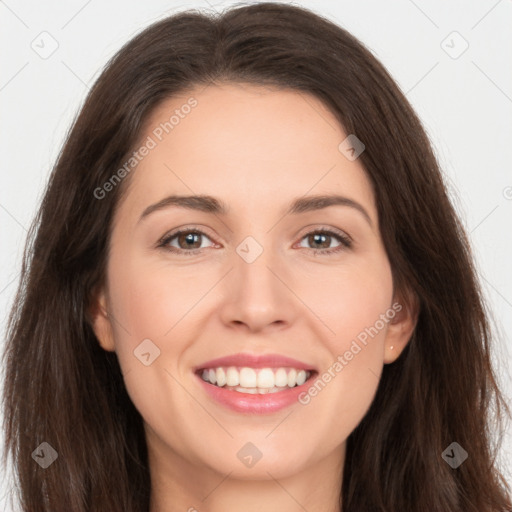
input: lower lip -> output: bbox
[195,372,316,414]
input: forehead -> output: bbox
[118,82,376,222]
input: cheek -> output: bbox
[103,258,196,440]
[102,253,190,390]
[301,253,393,347]
[300,349,382,447]
[107,254,204,341]
[295,256,392,427]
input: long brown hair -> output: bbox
[2,3,511,511]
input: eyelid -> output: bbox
[157,224,217,246]
[296,224,352,243]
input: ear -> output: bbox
[88,285,116,352]
[383,287,419,364]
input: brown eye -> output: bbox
[298,229,352,255]
[175,231,203,250]
[159,228,215,255]
[306,232,332,249]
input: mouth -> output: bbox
[195,366,318,395]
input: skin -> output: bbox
[91,82,417,512]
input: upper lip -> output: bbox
[194,353,317,372]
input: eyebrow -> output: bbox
[138,193,373,226]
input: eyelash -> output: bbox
[157,226,352,256]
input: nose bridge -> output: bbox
[220,231,295,331]
[238,233,277,287]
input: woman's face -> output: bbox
[92,82,414,487]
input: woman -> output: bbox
[2,2,511,511]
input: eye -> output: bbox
[297,228,352,255]
[157,226,352,256]
[158,228,216,256]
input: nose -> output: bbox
[218,237,298,334]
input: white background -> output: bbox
[1,0,511,508]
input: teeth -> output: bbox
[226,367,239,386]
[287,368,297,387]
[216,367,227,387]
[200,366,312,390]
[240,367,257,387]
[274,368,288,387]
[296,370,307,386]
[257,368,275,388]
[235,386,288,394]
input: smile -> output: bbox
[198,366,312,394]
[195,366,318,414]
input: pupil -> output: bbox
[311,233,328,248]
[181,233,200,248]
